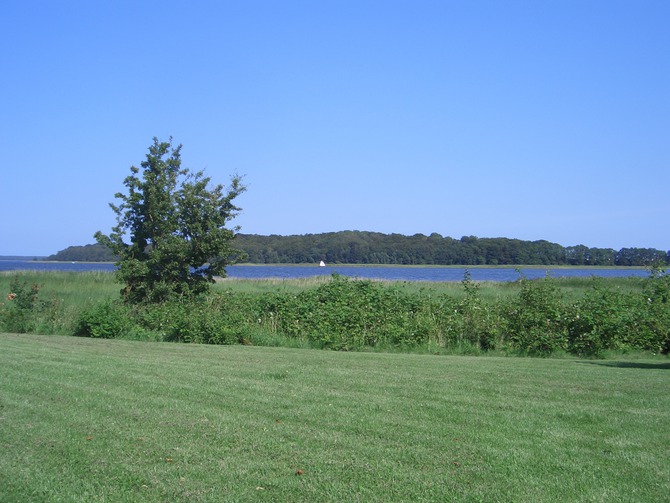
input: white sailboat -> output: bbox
[319,260,326,267]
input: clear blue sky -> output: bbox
[2,0,668,256]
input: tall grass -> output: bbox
[0,271,119,304]
[0,270,647,304]
[215,275,334,295]
[217,275,646,304]
[0,272,119,334]
[1,271,667,357]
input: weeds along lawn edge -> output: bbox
[1,271,669,358]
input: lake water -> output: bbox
[0,260,649,282]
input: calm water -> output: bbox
[0,260,649,282]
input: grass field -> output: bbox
[1,333,668,502]
[0,270,648,301]
[216,274,647,302]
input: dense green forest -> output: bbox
[46,244,117,262]
[48,231,668,266]
[234,231,668,266]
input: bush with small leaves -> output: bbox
[568,273,670,356]
[75,300,132,339]
[266,274,445,350]
[0,276,43,333]
[504,273,569,356]
[450,270,503,351]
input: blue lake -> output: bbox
[0,260,649,282]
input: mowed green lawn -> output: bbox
[1,334,668,502]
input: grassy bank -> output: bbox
[218,274,646,303]
[0,272,119,335]
[1,270,667,357]
[1,333,668,502]
[0,269,648,301]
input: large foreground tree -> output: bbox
[95,137,246,303]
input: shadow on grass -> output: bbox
[575,361,670,370]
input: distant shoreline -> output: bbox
[0,257,648,269]
[0,256,46,261]
[230,263,649,270]
[0,258,114,264]
[36,260,115,264]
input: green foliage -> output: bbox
[0,276,44,333]
[567,273,670,357]
[642,269,670,354]
[75,300,131,339]
[95,137,246,303]
[450,270,503,351]
[6,269,670,358]
[0,271,120,336]
[504,272,569,356]
[46,243,117,262]
[74,293,256,344]
[567,279,634,356]
[234,230,669,266]
[134,294,252,344]
[265,274,443,350]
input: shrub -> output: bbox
[640,272,670,353]
[7,269,669,357]
[449,270,503,351]
[266,274,442,350]
[75,300,132,339]
[504,273,569,356]
[132,293,254,344]
[567,274,670,356]
[0,276,43,333]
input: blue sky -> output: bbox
[1,0,668,256]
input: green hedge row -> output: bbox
[3,273,669,357]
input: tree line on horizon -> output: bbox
[48,231,668,267]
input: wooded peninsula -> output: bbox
[47,231,668,266]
